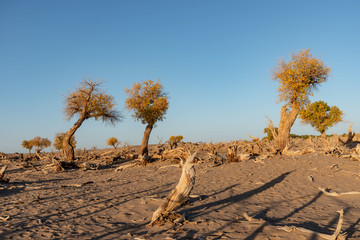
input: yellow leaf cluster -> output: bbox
[273,49,330,108]
[64,80,122,125]
[107,137,120,148]
[169,135,183,143]
[124,79,169,126]
[300,100,343,134]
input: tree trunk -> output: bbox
[276,104,299,153]
[149,152,197,226]
[140,124,153,156]
[63,116,86,161]
[321,131,326,139]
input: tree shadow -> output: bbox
[344,217,360,239]
[184,171,294,219]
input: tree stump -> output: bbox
[149,152,197,226]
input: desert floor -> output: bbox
[1,146,360,240]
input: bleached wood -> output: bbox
[114,162,138,172]
[318,187,360,197]
[0,165,7,178]
[245,209,345,240]
[149,152,197,226]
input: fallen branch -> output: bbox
[244,210,345,240]
[279,210,345,240]
[148,152,197,226]
[61,181,94,188]
[0,216,10,221]
[318,187,360,197]
[114,162,138,172]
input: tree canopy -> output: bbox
[31,136,51,152]
[64,80,122,125]
[124,79,168,126]
[107,137,120,149]
[273,49,331,109]
[300,100,343,135]
[21,140,33,153]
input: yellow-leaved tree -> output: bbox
[125,79,169,158]
[63,79,122,161]
[271,49,330,152]
[300,101,343,138]
[21,140,33,155]
[107,137,120,149]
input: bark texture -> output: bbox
[140,124,153,156]
[63,117,85,161]
[149,152,197,226]
[276,105,299,152]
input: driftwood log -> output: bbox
[148,152,197,226]
[319,187,360,197]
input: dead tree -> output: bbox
[0,166,9,183]
[339,121,355,145]
[149,152,197,226]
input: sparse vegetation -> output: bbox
[169,135,183,149]
[21,140,34,155]
[63,79,122,161]
[300,101,343,137]
[31,136,51,154]
[107,137,120,149]
[53,132,77,153]
[125,79,169,159]
[271,49,330,152]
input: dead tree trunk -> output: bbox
[63,116,85,161]
[0,166,9,183]
[149,152,197,226]
[276,104,299,153]
[339,122,355,145]
[140,124,153,158]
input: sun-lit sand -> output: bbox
[1,139,360,239]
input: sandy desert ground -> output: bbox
[0,140,360,240]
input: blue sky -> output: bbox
[1,0,359,153]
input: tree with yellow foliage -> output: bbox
[107,137,120,149]
[272,49,330,152]
[31,136,51,156]
[21,140,33,155]
[169,135,183,149]
[300,101,343,138]
[125,79,169,157]
[63,79,122,161]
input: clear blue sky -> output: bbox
[1,0,359,153]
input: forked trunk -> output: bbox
[63,116,86,161]
[140,124,153,156]
[276,105,299,153]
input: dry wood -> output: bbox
[149,152,197,226]
[245,210,345,240]
[279,210,345,240]
[114,162,138,172]
[318,187,360,197]
[0,216,10,221]
[61,181,94,188]
[0,165,9,183]
[282,146,315,156]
